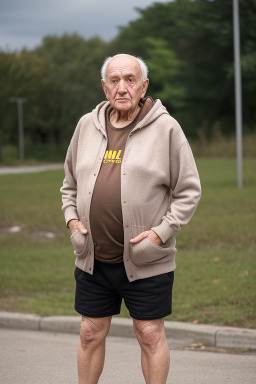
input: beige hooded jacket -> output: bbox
[60,99,201,282]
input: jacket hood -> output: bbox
[92,98,169,136]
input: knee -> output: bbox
[80,317,109,348]
[135,321,162,353]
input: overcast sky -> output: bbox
[0,0,171,51]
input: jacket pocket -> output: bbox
[70,230,88,257]
[130,226,171,267]
[70,218,89,258]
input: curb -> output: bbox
[0,311,256,350]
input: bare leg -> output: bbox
[133,318,170,384]
[77,316,112,384]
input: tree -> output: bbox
[112,0,256,137]
[145,37,187,116]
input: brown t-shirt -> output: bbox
[89,97,155,263]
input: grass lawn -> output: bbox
[0,158,255,328]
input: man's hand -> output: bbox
[68,219,88,236]
[130,230,163,246]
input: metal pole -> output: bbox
[233,0,243,188]
[9,97,27,162]
[17,100,25,161]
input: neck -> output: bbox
[110,105,141,126]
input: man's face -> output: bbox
[101,56,149,113]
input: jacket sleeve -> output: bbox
[60,121,81,226]
[151,140,201,243]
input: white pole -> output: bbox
[233,0,243,188]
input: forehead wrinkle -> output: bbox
[108,66,138,73]
[106,60,142,79]
[108,70,137,79]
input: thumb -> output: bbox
[77,222,88,235]
[130,231,149,244]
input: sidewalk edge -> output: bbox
[0,311,256,350]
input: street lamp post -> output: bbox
[233,0,243,188]
[9,97,27,162]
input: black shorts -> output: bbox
[74,260,174,320]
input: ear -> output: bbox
[141,79,149,98]
[101,80,108,98]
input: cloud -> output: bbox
[0,0,170,51]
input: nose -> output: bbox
[117,79,127,94]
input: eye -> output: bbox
[110,78,118,84]
[128,78,134,83]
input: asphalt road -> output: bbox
[1,328,255,384]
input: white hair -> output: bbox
[101,54,148,82]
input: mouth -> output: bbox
[116,98,130,102]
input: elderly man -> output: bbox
[60,53,201,384]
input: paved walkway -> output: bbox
[0,163,63,175]
[1,328,255,384]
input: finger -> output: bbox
[130,231,149,243]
